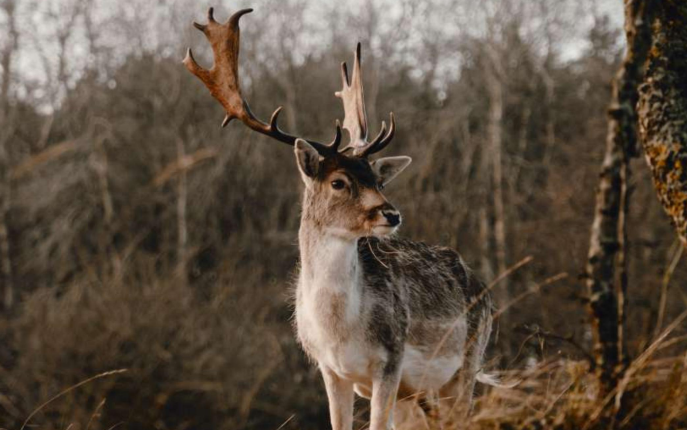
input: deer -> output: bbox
[184,7,496,430]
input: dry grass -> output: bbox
[0,238,683,429]
[470,355,687,429]
[0,255,321,430]
[8,344,685,429]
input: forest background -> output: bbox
[1,0,685,429]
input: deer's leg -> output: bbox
[441,316,492,425]
[370,360,402,430]
[393,396,430,430]
[440,367,476,426]
[419,391,444,430]
[321,366,355,430]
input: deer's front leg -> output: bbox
[321,365,355,430]
[370,359,402,430]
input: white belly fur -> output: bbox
[298,292,463,392]
[353,345,463,400]
[322,339,384,382]
[401,345,462,391]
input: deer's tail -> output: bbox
[476,370,521,388]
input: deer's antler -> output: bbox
[336,43,395,157]
[183,7,340,154]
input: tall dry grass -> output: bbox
[6,305,686,430]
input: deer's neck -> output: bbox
[298,220,361,294]
[296,203,365,355]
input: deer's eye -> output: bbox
[331,180,346,190]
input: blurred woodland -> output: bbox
[0,0,686,429]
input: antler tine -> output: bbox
[228,8,252,27]
[369,122,387,147]
[207,7,217,23]
[360,112,396,156]
[184,7,335,154]
[336,43,396,157]
[328,120,343,151]
[183,48,208,80]
[192,7,218,32]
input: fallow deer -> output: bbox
[184,7,496,429]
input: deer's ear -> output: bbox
[371,156,412,187]
[294,139,321,184]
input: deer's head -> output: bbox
[295,140,410,238]
[184,7,411,239]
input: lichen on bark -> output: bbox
[638,0,687,248]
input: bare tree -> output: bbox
[176,137,188,280]
[0,0,18,309]
[585,0,654,395]
[484,41,508,292]
[638,1,687,248]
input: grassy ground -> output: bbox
[3,277,685,430]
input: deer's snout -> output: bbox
[361,192,402,235]
[382,209,401,227]
[372,202,401,228]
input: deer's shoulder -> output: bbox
[357,236,469,280]
[357,236,491,317]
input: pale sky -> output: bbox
[2,0,626,110]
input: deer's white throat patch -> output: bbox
[296,233,388,381]
[298,234,364,351]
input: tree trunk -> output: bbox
[0,0,17,310]
[176,137,188,282]
[585,0,654,395]
[0,170,11,309]
[478,206,493,282]
[638,0,687,248]
[484,44,511,355]
[542,65,556,167]
[485,47,509,293]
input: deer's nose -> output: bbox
[382,210,401,227]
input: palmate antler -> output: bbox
[183,7,394,158]
[336,43,395,157]
[183,7,340,154]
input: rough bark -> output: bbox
[585,0,654,394]
[638,0,687,248]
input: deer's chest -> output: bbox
[296,280,382,380]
